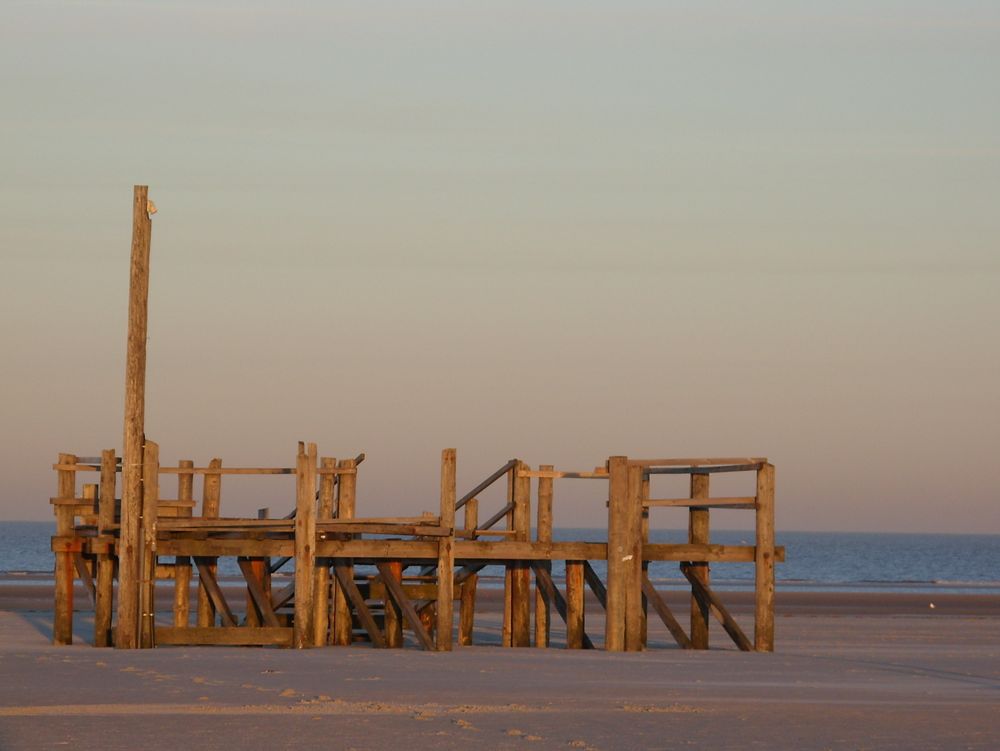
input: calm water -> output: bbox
[3,522,998,594]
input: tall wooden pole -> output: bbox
[755,463,776,652]
[436,448,456,651]
[117,185,153,649]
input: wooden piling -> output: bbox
[313,456,336,646]
[436,448,456,651]
[640,470,650,648]
[118,185,153,650]
[755,462,776,652]
[565,560,585,649]
[293,443,317,649]
[174,459,193,628]
[196,458,222,628]
[534,464,553,648]
[458,498,478,646]
[139,440,159,648]
[689,472,710,650]
[332,457,357,646]
[624,463,644,651]
[53,454,76,646]
[94,449,116,647]
[510,460,531,647]
[605,456,628,652]
[383,560,404,648]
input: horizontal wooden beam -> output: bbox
[646,463,761,475]
[155,626,293,646]
[644,496,756,509]
[629,457,766,468]
[518,470,609,479]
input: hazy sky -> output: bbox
[2,1,998,532]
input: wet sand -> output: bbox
[1,587,997,750]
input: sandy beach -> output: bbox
[1,586,997,750]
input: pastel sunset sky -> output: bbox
[1,1,998,532]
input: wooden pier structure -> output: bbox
[49,187,782,652]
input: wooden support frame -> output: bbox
[641,573,692,649]
[376,562,435,651]
[680,563,753,652]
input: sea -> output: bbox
[3,522,998,595]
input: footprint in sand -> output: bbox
[453,719,476,731]
[279,688,297,697]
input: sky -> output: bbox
[1,1,998,532]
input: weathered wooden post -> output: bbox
[458,497,478,646]
[383,560,404,648]
[436,448,456,651]
[534,465,554,648]
[139,440,159,648]
[502,463,515,647]
[196,458,222,627]
[94,449,117,647]
[755,462,776,652]
[293,443,318,648]
[117,184,153,649]
[565,559,585,649]
[173,460,193,628]
[605,456,628,651]
[624,463,644,651]
[332,457,357,646]
[640,469,650,648]
[313,456,336,645]
[510,460,531,647]
[689,472,711,649]
[53,453,77,645]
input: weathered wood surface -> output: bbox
[436,448,456,651]
[293,443,318,648]
[117,186,153,650]
[53,454,76,646]
[173,459,193,629]
[534,465,553,648]
[196,458,222,628]
[689,472,710,650]
[641,573,692,649]
[155,626,292,646]
[755,462,776,652]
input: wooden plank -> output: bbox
[680,563,753,652]
[332,457,357,647]
[313,456,336,646]
[117,186,153,650]
[237,558,281,628]
[647,463,762,475]
[318,522,450,537]
[75,485,98,609]
[155,626,292,647]
[293,443,318,648]
[196,458,222,628]
[318,539,607,561]
[755,463,776,652]
[605,455,628,652]
[641,573,692,650]
[643,543,785,563]
[629,457,767,468]
[688,472,710,650]
[565,560,585,649]
[436,448,456,651]
[534,465,553,648]
[173,459,193,629]
[376,563,435,651]
[159,539,293,557]
[192,557,236,627]
[332,564,385,648]
[645,496,756,508]
[518,470,609,479]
